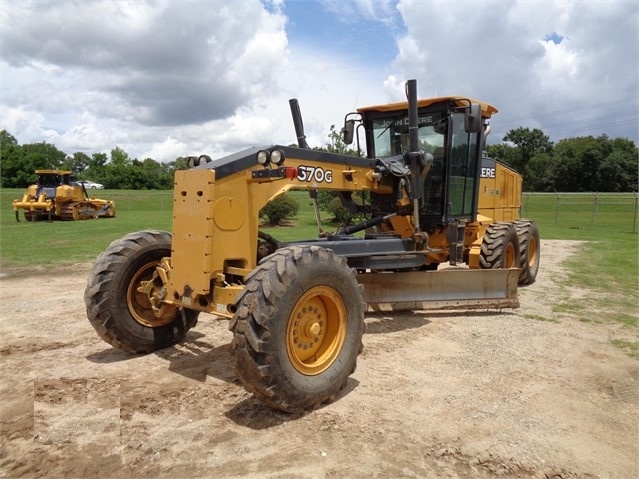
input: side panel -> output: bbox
[477,157,522,222]
[171,169,217,296]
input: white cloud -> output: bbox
[1,0,635,167]
[389,0,637,142]
[0,105,46,139]
[1,0,289,134]
[141,137,189,163]
[536,39,579,90]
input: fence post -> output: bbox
[554,193,560,226]
[591,192,598,228]
[633,192,638,234]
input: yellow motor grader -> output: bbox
[85,79,539,412]
[12,170,115,221]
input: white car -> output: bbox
[76,180,104,190]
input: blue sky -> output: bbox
[284,1,403,66]
[1,0,637,163]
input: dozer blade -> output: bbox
[358,268,520,312]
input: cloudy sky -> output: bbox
[1,0,637,163]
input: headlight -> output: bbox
[257,150,269,166]
[270,149,285,165]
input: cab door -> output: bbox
[444,112,481,221]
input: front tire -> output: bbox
[479,222,520,270]
[84,230,198,353]
[229,245,365,413]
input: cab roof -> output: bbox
[35,169,72,175]
[357,96,498,118]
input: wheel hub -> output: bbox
[286,286,346,376]
[128,261,178,328]
[292,301,325,350]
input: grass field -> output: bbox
[2,189,637,273]
[2,188,636,268]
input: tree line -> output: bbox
[0,131,188,189]
[1,127,637,192]
[485,128,637,192]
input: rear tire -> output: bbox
[514,219,540,285]
[479,222,520,269]
[84,230,198,353]
[229,245,365,413]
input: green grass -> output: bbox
[1,189,174,271]
[521,192,638,236]
[523,313,560,323]
[611,339,639,358]
[2,189,637,271]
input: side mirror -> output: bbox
[465,103,482,133]
[343,119,355,145]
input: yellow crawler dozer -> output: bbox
[13,170,115,222]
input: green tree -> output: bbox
[327,196,356,226]
[311,125,365,224]
[501,127,553,189]
[139,158,164,189]
[102,147,134,188]
[260,195,300,226]
[0,134,67,187]
[601,138,638,192]
[526,152,555,191]
[62,152,91,176]
[84,152,108,183]
[485,143,519,168]
[551,135,638,192]
[0,131,24,187]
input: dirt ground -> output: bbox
[1,239,637,479]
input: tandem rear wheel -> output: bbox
[514,219,540,285]
[480,220,540,285]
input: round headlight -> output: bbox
[270,149,285,165]
[257,150,269,166]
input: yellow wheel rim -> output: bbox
[127,261,178,328]
[286,286,347,376]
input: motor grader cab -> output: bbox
[13,170,115,221]
[342,88,539,283]
[85,80,539,413]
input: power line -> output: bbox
[521,111,637,130]
[498,96,639,123]
[491,116,638,140]
[493,96,639,141]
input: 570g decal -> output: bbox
[297,165,333,183]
